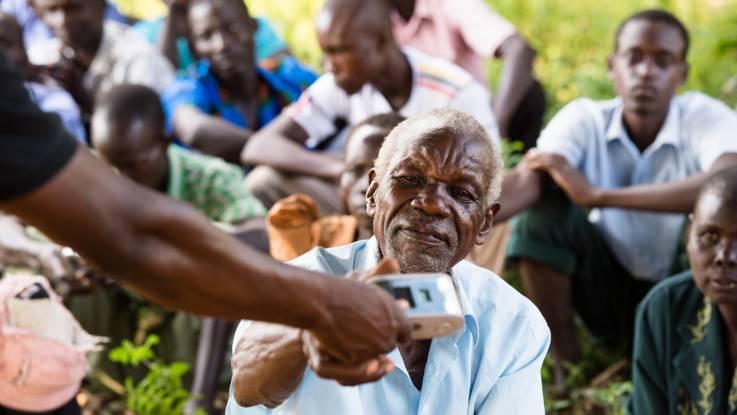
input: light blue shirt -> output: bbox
[226,237,550,415]
[537,92,737,281]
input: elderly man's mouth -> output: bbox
[398,228,448,245]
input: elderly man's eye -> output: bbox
[394,175,422,186]
[450,186,474,201]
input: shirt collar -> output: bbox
[606,96,682,150]
[360,237,480,346]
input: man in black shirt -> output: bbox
[0,52,410,384]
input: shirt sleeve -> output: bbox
[628,288,670,415]
[450,82,501,146]
[680,92,737,170]
[536,99,598,169]
[475,313,550,414]
[286,73,350,149]
[0,52,78,201]
[447,0,517,57]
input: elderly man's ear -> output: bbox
[366,169,379,218]
[475,203,500,246]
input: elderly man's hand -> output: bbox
[302,330,396,386]
[525,151,603,208]
[306,257,409,384]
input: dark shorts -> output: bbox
[506,188,667,340]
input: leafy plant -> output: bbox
[109,335,206,415]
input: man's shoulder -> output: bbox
[677,91,737,123]
[406,48,479,96]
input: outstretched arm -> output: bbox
[1,146,410,363]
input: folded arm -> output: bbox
[241,114,344,180]
[527,152,737,213]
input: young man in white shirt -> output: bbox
[495,9,737,390]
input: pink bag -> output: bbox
[0,273,105,411]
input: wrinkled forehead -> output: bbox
[390,127,489,173]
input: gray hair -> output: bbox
[373,108,504,205]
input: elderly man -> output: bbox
[227,109,550,415]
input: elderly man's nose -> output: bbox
[410,185,450,217]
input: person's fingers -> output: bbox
[358,257,401,284]
[310,357,394,386]
[370,257,400,276]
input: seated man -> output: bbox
[389,0,545,149]
[0,12,85,143]
[241,0,499,215]
[28,0,174,115]
[162,0,316,163]
[268,112,406,261]
[495,9,737,389]
[227,109,549,414]
[629,166,737,415]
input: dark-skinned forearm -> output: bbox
[495,164,543,222]
[173,106,252,163]
[492,35,535,137]
[156,6,188,68]
[231,323,307,408]
[597,153,737,212]
[242,133,344,179]
[0,148,334,329]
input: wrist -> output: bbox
[592,187,608,207]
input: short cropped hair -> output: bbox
[95,84,165,133]
[374,108,503,205]
[698,165,737,208]
[614,9,690,59]
[346,112,406,149]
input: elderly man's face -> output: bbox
[366,129,496,273]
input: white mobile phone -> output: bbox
[373,273,464,339]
